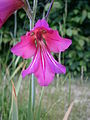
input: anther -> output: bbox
[30,32,35,36]
[42,30,46,34]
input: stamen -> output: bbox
[30,32,35,36]
[42,30,46,34]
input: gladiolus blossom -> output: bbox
[11,19,72,86]
[0,0,24,28]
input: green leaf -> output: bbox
[71,16,81,23]
[36,87,44,120]
[9,80,18,120]
[78,40,84,47]
[66,28,72,37]
[15,56,20,67]
[80,10,87,23]
[87,12,90,19]
[16,74,22,96]
[10,62,24,81]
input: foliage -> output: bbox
[0,1,90,76]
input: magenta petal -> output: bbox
[45,48,66,74]
[0,0,24,28]
[35,49,55,86]
[22,47,55,86]
[33,19,50,30]
[22,45,66,86]
[44,30,72,53]
[11,34,36,59]
[22,48,40,78]
[0,19,2,28]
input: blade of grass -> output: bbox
[27,79,32,120]
[16,63,26,96]
[16,74,22,96]
[61,74,69,86]
[9,62,24,81]
[9,80,18,120]
[36,87,44,120]
[44,97,63,118]
[15,56,20,67]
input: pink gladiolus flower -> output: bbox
[0,0,24,28]
[11,19,72,86]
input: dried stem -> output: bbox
[45,0,54,20]
[23,0,33,19]
[33,0,38,25]
[63,101,74,120]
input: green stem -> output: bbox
[14,11,17,38]
[68,73,71,104]
[64,0,67,31]
[25,0,37,119]
[28,18,34,120]
[25,1,33,119]
[31,73,35,120]
[62,0,67,64]
[56,52,61,87]
[31,1,38,119]
[13,11,17,70]
[27,79,32,120]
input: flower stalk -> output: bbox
[29,1,38,120]
[27,18,32,120]
[23,0,38,119]
[31,1,37,115]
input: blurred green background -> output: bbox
[0,0,90,77]
[0,0,90,120]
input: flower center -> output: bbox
[36,31,42,41]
